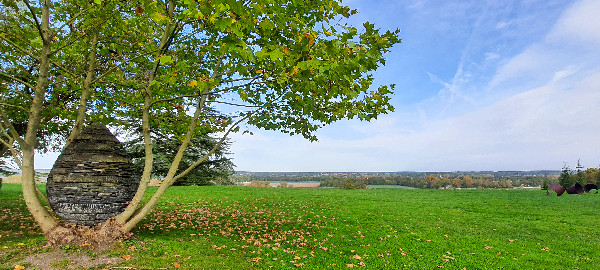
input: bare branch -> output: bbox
[0,34,41,62]
[0,109,26,146]
[210,100,263,108]
[0,71,37,91]
[0,102,27,112]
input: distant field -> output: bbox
[1,184,599,269]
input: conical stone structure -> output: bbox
[46,124,139,226]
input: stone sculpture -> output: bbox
[584,184,598,193]
[46,124,139,226]
[566,183,584,195]
[547,184,565,196]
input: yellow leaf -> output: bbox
[14,265,25,270]
[188,80,198,88]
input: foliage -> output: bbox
[126,121,235,186]
[248,180,270,187]
[0,0,400,241]
[3,185,600,269]
[559,161,600,188]
[317,173,551,189]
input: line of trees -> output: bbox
[319,174,553,189]
[557,160,600,189]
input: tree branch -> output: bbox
[0,109,26,146]
[0,34,41,62]
[116,0,178,225]
[22,0,44,42]
[51,6,95,39]
[64,32,99,148]
[0,102,27,112]
[19,0,60,232]
[123,52,228,231]
[0,71,37,91]
[172,112,254,182]
[92,48,160,84]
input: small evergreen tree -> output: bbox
[558,163,574,188]
[575,159,585,185]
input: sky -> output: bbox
[36,0,600,172]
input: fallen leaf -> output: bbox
[346,264,356,268]
[14,265,25,270]
[122,255,131,260]
[352,254,362,260]
[174,262,181,268]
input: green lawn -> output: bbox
[1,184,599,269]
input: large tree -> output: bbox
[0,0,400,246]
[126,115,236,186]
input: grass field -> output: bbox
[1,184,599,269]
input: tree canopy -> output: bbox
[0,0,400,246]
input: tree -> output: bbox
[0,0,400,247]
[559,163,574,188]
[125,111,235,186]
[575,159,585,185]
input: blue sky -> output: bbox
[226,0,600,172]
[36,0,600,172]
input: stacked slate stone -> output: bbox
[46,124,139,226]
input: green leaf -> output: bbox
[157,55,173,64]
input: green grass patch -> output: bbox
[2,185,600,269]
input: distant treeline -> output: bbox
[232,172,561,189]
[319,174,556,189]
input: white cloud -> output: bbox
[231,0,600,172]
[549,0,600,45]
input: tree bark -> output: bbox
[20,0,59,233]
[64,32,99,148]
[115,0,176,224]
